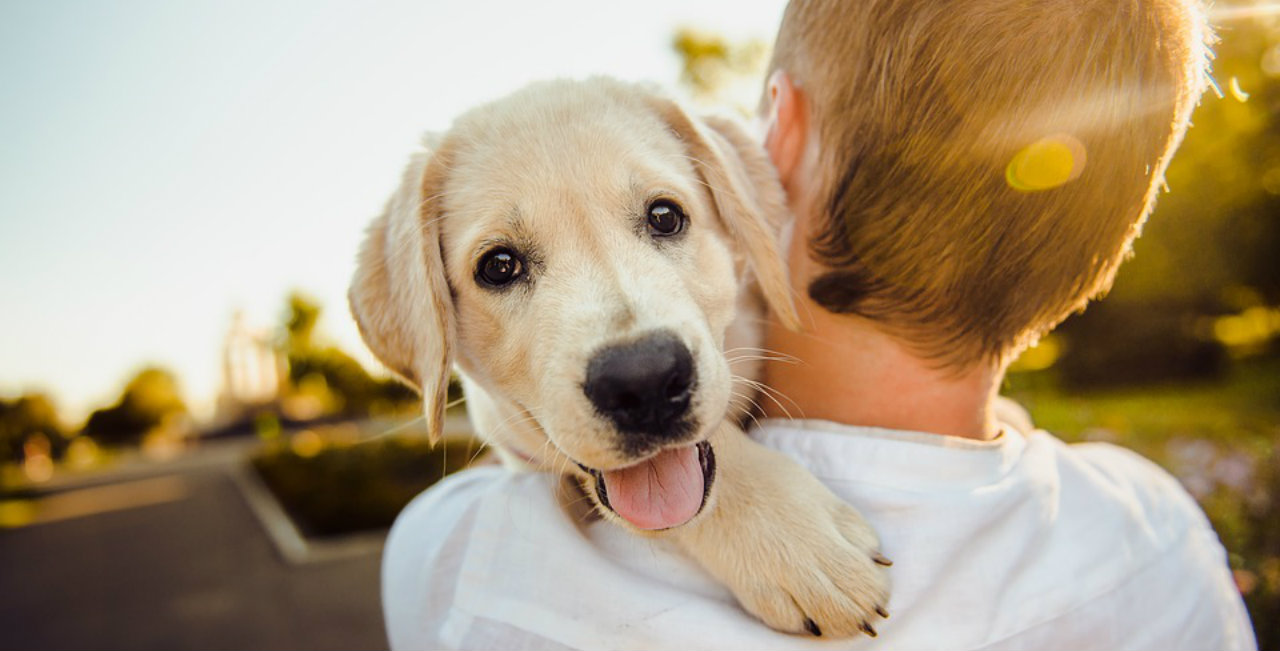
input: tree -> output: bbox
[279,291,418,418]
[285,291,321,355]
[0,393,66,464]
[672,28,769,111]
[82,367,188,447]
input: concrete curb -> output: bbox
[228,463,386,565]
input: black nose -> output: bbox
[583,331,696,439]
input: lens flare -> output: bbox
[1006,134,1087,192]
[1229,77,1250,102]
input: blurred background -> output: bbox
[1,1,1277,649]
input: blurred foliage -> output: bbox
[285,291,321,354]
[0,393,68,465]
[279,291,419,420]
[251,426,483,537]
[82,367,188,448]
[1055,301,1230,388]
[1242,451,1280,649]
[673,27,769,111]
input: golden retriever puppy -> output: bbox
[350,78,890,637]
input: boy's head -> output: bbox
[764,0,1213,368]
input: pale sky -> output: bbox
[0,0,788,422]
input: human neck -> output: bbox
[757,88,1002,440]
[759,306,1004,441]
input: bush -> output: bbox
[1055,301,1227,389]
[83,367,188,448]
[1240,445,1280,649]
[251,431,483,537]
[0,393,67,465]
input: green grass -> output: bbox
[1005,356,1279,452]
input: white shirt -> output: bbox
[382,415,1256,651]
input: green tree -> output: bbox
[285,291,321,355]
[280,291,417,417]
[82,367,187,447]
[672,27,769,111]
[0,393,66,464]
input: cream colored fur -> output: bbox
[350,78,889,637]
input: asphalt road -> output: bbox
[0,465,388,651]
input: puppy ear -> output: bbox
[349,143,456,443]
[651,100,801,330]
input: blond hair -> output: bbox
[768,0,1214,367]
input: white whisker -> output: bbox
[734,374,804,421]
[357,414,427,444]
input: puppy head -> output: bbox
[350,80,795,525]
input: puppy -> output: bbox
[350,78,890,637]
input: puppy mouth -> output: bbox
[577,440,715,531]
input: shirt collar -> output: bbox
[749,417,1030,492]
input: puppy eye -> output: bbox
[646,199,686,237]
[477,248,523,287]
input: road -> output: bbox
[0,454,388,650]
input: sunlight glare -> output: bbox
[1006,134,1086,192]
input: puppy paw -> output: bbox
[725,498,892,638]
[673,428,892,638]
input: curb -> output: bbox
[228,463,386,565]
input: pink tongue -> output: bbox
[601,445,703,530]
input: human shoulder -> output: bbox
[384,465,567,579]
[382,466,565,650]
[1045,435,1213,536]
[1005,433,1257,650]
[390,464,553,531]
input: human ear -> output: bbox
[763,70,809,196]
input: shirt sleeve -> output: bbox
[381,467,506,651]
[1059,443,1258,651]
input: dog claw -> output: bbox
[860,621,878,637]
[876,605,890,619]
[804,618,822,637]
[873,552,893,566]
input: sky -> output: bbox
[0,0,788,422]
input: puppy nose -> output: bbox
[583,331,695,437]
